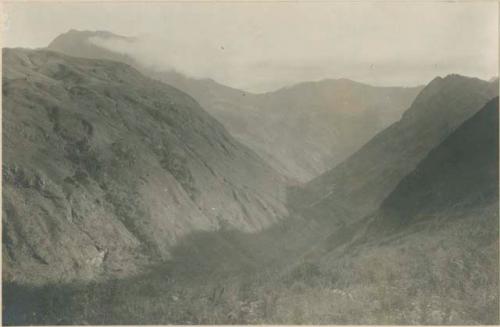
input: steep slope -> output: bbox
[304,98,499,324]
[373,97,498,231]
[293,74,498,223]
[204,79,422,182]
[4,73,497,324]
[2,48,288,285]
[47,30,422,182]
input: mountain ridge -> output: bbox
[374,96,499,231]
[46,29,422,182]
[292,73,498,222]
[2,47,288,285]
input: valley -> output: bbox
[47,30,423,182]
[2,24,499,326]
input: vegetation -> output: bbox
[4,202,498,325]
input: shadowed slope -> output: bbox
[370,97,498,231]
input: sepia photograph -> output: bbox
[1,0,499,325]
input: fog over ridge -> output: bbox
[4,1,498,92]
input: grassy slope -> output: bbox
[2,48,288,285]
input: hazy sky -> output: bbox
[3,1,498,92]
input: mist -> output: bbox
[4,1,499,93]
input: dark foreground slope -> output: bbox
[2,48,288,285]
[47,30,421,182]
[293,74,498,222]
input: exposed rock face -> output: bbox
[294,74,498,223]
[2,48,288,285]
[47,30,422,182]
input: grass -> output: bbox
[3,203,498,325]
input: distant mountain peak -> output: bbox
[320,77,360,84]
[53,29,134,41]
[48,29,136,56]
[407,73,494,113]
[427,73,488,86]
[47,29,138,66]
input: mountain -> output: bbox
[2,48,288,285]
[7,97,497,326]
[373,97,498,232]
[47,30,422,182]
[47,29,138,66]
[5,97,497,326]
[293,74,498,223]
[305,98,499,324]
[202,79,422,182]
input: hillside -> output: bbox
[6,98,497,325]
[2,48,288,285]
[205,79,422,181]
[305,98,499,324]
[374,96,498,230]
[293,74,498,223]
[47,30,422,182]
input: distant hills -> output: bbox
[47,30,422,182]
[2,48,288,285]
[202,79,422,182]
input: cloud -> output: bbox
[5,1,498,92]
